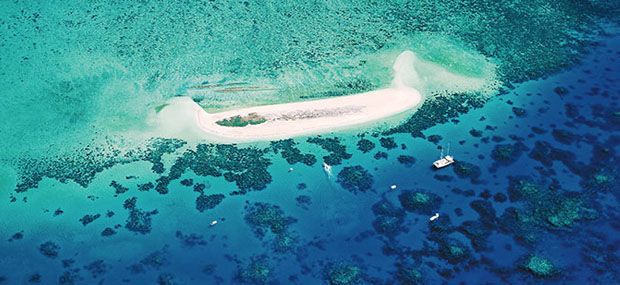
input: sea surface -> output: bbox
[1,2,620,285]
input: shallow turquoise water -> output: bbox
[1,1,620,284]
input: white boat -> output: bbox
[210,220,218,226]
[433,144,455,169]
[323,162,332,176]
[430,213,440,221]
[390,184,397,190]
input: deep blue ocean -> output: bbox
[1,2,620,285]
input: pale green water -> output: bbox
[0,0,613,160]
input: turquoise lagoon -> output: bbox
[1,1,620,284]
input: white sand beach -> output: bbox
[153,51,425,142]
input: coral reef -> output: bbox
[123,197,159,234]
[195,193,225,212]
[356,138,375,153]
[490,142,527,167]
[452,161,482,182]
[158,144,272,194]
[236,255,272,284]
[398,190,442,215]
[270,139,316,166]
[39,241,60,258]
[324,263,362,285]
[175,231,207,247]
[307,137,352,165]
[79,213,101,226]
[397,155,416,167]
[336,165,374,193]
[521,255,558,278]
[379,137,397,150]
[244,202,296,236]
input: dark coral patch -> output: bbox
[379,137,398,150]
[398,190,442,215]
[397,155,416,167]
[244,202,296,236]
[373,151,388,160]
[323,263,363,285]
[101,227,116,237]
[196,193,225,212]
[307,137,352,165]
[158,144,272,195]
[79,214,101,226]
[123,197,158,234]
[356,138,375,153]
[452,161,482,182]
[490,142,527,166]
[175,231,207,247]
[109,180,129,195]
[271,139,316,166]
[235,255,273,284]
[336,165,374,194]
[39,241,60,258]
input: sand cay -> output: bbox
[155,51,424,142]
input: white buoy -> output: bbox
[210,220,218,226]
[390,185,397,190]
[429,213,440,221]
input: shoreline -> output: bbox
[153,51,424,142]
[194,85,423,142]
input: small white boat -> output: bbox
[433,144,455,169]
[430,213,440,221]
[210,220,218,226]
[390,184,397,190]
[323,162,332,176]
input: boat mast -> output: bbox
[447,143,450,156]
[440,147,444,159]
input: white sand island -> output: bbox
[153,51,428,142]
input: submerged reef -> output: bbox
[452,161,482,183]
[39,241,60,258]
[387,93,487,137]
[520,255,559,278]
[244,202,296,237]
[129,247,169,273]
[157,144,272,195]
[123,197,159,234]
[398,190,442,215]
[397,155,416,167]
[372,199,406,237]
[235,255,272,285]
[336,165,374,194]
[324,263,363,285]
[437,239,472,265]
[356,138,376,153]
[379,137,398,150]
[395,262,424,285]
[307,137,352,165]
[270,139,316,166]
[490,142,528,168]
[13,138,185,193]
[195,193,225,212]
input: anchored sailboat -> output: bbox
[432,144,455,169]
